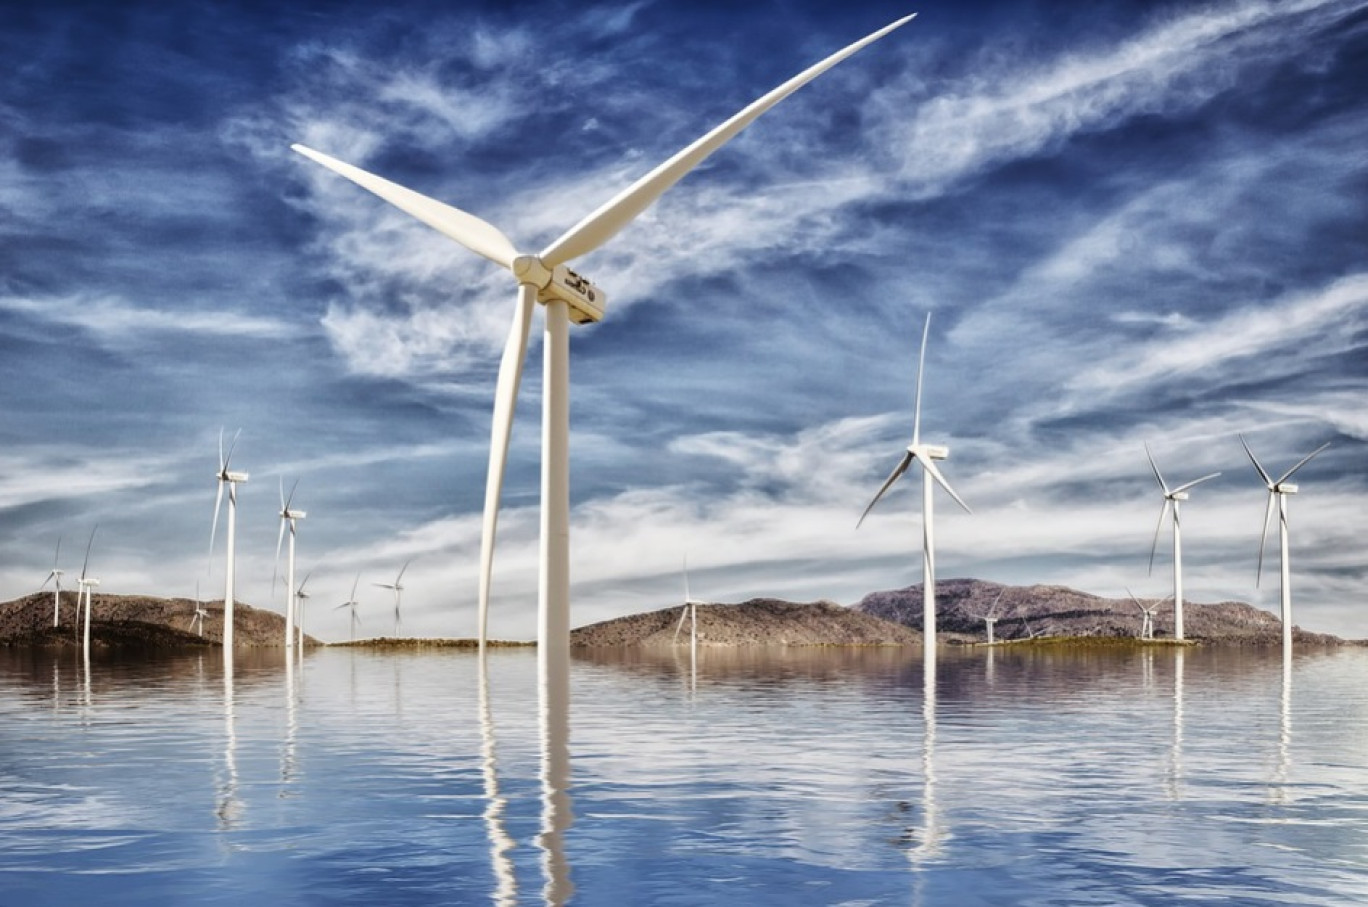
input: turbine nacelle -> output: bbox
[512,255,607,324]
[1273,483,1298,495]
[1167,491,1190,502]
[910,443,949,461]
[220,471,249,483]
[282,509,307,520]
[79,578,101,588]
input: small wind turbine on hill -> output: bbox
[1144,443,1219,642]
[374,560,410,637]
[40,536,63,628]
[335,574,362,642]
[970,588,1007,645]
[75,527,99,657]
[290,15,917,676]
[210,429,248,654]
[857,312,971,658]
[1240,434,1330,660]
[294,571,313,653]
[189,582,208,637]
[672,558,704,669]
[274,479,307,652]
[1126,588,1164,640]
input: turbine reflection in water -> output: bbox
[478,654,517,906]
[281,653,298,791]
[1167,649,1186,801]
[218,661,242,829]
[1272,658,1293,802]
[538,650,574,905]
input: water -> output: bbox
[2,644,1367,905]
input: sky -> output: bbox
[1,0,1364,642]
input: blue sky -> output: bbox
[1,0,1364,641]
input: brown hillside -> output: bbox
[571,598,920,648]
[1,592,319,649]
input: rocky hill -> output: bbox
[854,578,1349,646]
[571,598,920,647]
[0,592,318,649]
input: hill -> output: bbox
[853,578,1350,646]
[571,598,920,647]
[0,592,318,649]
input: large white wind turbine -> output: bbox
[1126,588,1163,641]
[970,588,1007,645]
[75,527,99,657]
[334,574,362,642]
[857,312,971,657]
[1144,443,1219,642]
[1240,434,1330,660]
[210,429,248,654]
[374,560,410,637]
[291,15,916,672]
[189,582,209,637]
[40,535,64,628]
[274,478,307,651]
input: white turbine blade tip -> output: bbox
[291,144,518,269]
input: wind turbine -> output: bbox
[1144,443,1219,642]
[374,560,410,638]
[1241,434,1330,661]
[857,312,971,658]
[189,582,209,637]
[210,429,248,654]
[274,478,307,651]
[75,527,99,657]
[1126,588,1162,640]
[970,587,1007,645]
[290,15,917,673]
[40,535,64,628]
[672,557,704,670]
[335,574,362,642]
[294,571,313,654]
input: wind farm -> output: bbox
[0,4,1366,903]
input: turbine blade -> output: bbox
[273,516,287,593]
[1171,472,1221,495]
[1240,434,1273,488]
[291,144,518,270]
[210,479,225,560]
[538,14,916,267]
[1125,587,1143,610]
[913,312,930,446]
[1148,500,1170,576]
[673,604,688,642]
[218,426,226,472]
[1144,443,1169,494]
[1278,441,1330,484]
[81,525,97,579]
[54,534,62,565]
[397,559,411,585]
[920,455,972,514]
[1256,491,1276,588]
[223,428,241,471]
[857,451,914,528]
[350,573,360,600]
[478,288,535,644]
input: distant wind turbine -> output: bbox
[189,582,208,637]
[274,478,307,652]
[971,588,1007,645]
[672,557,704,671]
[1144,443,1219,642]
[40,535,64,628]
[294,571,313,654]
[76,527,99,657]
[334,574,362,642]
[1126,588,1164,640]
[857,312,971,658]
[290,15,917,677]
[1241,434,1330,661]
[374,560,410,637]
[210,429,248,654]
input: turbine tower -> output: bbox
[335,574,362,642]
[290,15,917,675]
[374,560,410,638]
[1241,434,1330,661]
[40,535,64,628]
[1144,443,1219,642]
[274,478,307,652]
[76,527,99,657]
[210,429,248,655]
[294,571,312,654]
[857,312,971,659]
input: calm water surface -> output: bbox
[2,644,1367,905]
